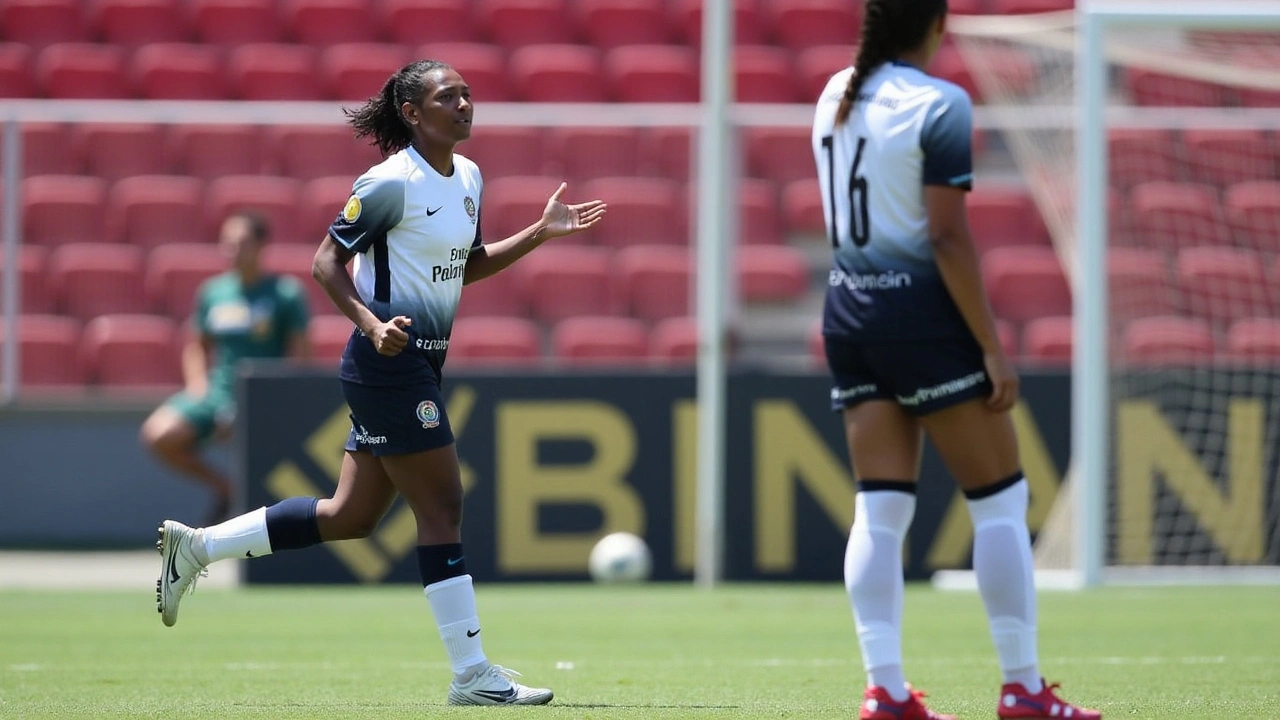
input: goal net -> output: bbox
[949,3,1280,585]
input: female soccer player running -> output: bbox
[156,60,606,706]
[813,2,1100,719]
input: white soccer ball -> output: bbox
[587,531,652,584]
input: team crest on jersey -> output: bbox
[416,400,441,429]
[342,195,362,223]
[463,196,476,224]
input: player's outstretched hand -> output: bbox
[983,350,1020,412]
[540,182,607,239]
[369,316,412,356]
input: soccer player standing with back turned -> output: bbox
[155,59,606,706]
[813,2,1100,719]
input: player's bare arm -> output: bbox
[463,182,607,285]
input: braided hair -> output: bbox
[345,59,452,156]
[835,0,948,125]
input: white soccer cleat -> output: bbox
[155,520,208,627]
[447,664,554,706]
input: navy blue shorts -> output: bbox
[341,380,455,456]
[824,335,993,416]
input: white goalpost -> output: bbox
[938,0,1280,589]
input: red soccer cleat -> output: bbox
[861,685,957,720]
[997,679,1101,719]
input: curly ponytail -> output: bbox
[834,0,948,125]
[345,59,452,156]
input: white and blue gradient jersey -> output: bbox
[812,60,974,341]
[328,146,483,386]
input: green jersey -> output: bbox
[194,272,310,398]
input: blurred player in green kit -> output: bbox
[141,211,311,524]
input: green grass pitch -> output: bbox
[1,583,1277,718]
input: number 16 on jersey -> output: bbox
[820,135,870,249]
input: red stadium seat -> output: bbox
[649,315,698,365]
[260,244,333,317]
[133,44,229,100]
[0,43,34,97]
[4,123,81,176]
[946,0,983,13]
[1225,181,1280,252]
[781,178,823,238]
[605,46,698,103]
[1176,247,1274,325]
[1182,129,1275,188]
[171,124,264,178]
[81,314,182,387]
[982,246,1072,324]
[547,127,641,182]
[616,245,691,322]
[1122,316,1216,367]
[968,186,1048,253]
[455,264,527,319]
[50,243,147,321]
[110,175,206,247]
[647,127,692,181]
[738,245,809,303]
[299,175,355,245]
[271,125,366,181]
[552,316,649,366]
[989,0,1075,12]
[483,176,569,242]
[478,0,577,48]
[230,44,324,100]
[0,245,53,313]
[0,315,84,387]
[738,178,782,245]
[1129,182,1229,251]
[796,45,853,103]
[1226,318,1280,364]
[417,43,509,101]
[735,46,795,103]
[321,44,409,102]
[511,45,606,102]
[37,44,130,98]
[929,44,1037,103]
[1234,48,1280,108]
[206,176,303,243]
[1108,247,1176,324]
[1021,316,1072,366]
[461,126,545,178]
[1125,68,1232,108]
[744,127,816,184]
[191,0,284,45]
[1,0,89,44]
[307,314,355,366]
[675,0,766,45]
[580,0,671,49]
[520,246,616,322]
[1108,129,1181,189]
[582,177,686,247]
[22,175,107,247]
[145,243,227,319]
[285,0,380,46]
[382,0,480,45]
[76,123,172,180]
[95,0,191,46]
[449,316,542,366]
[769,0,861,53]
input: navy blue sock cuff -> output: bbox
[417,543,467,587]
[857,480,918,495]
[265,497,322,551]
[963,471,1026,500]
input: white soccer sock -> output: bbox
[967,479,1042,693]
[199,507,272,564]
[844,489,916,703]
[424,575,488,677]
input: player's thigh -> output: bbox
[842,400,923,481]
[317,450,398,539]
[377,444,464,521]
[917,398,1021,492]
[140,396,205,448]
